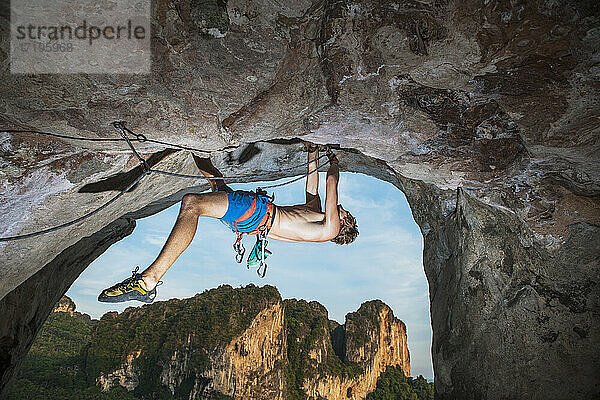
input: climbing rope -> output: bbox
[2,127,213,154]
[112,120,332,182]
[0,173,145,241]
[150,152,329,182]
[0,123,335,242]
[2,126,329,172]
[1,129,129,143]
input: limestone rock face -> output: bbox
[415,188,599,400]
[346,302,410,382]
[83,285,285,399]
[103,303,287,399]
[199,303,286,399]
[97,350,142,393]
[160,345,192,395]
[303,301,410,400]
[1,0,599,398]
[81,288,405,399]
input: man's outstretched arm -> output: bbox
[322,154,341,240]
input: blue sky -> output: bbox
[67,172,433,379]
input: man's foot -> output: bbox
[98,267,160,303]
[192,155,222,177]
[192,155,226,191]
[302,142,328,153]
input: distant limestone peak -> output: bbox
[53,295,76,316]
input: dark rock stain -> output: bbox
[393,75,527,172]
[318,0,449,104]
[468,269,483,282]
[79,149,177,193]
[237,143,261,164]
[190,0,229,37]
[540,330,559,343]
[501,247,514,276]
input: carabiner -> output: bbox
[257,260,268,278]
[233,241,245,264]
[256,233,268,278]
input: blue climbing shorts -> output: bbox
[218,186,273,234]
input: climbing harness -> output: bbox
[230,188,276,277]
[0,122,333,255]
[237,148,336,276]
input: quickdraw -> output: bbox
[255,231,269,278]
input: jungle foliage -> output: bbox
[2,311,137,399]
[366,366,434,400]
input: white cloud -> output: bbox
[144,233,168,247]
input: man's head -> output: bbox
[331,205,359,245]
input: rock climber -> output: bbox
[98,145,359,303]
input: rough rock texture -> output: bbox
[415,186,599,399]
[97,350,142,393]
[0,0,599,398]
[302,300,410,400]
[0,218,136,396]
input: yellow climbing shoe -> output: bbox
[98,267,159,303]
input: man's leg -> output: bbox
[139,156,230,289]
[139,191,227,289]
[100,155,231,302]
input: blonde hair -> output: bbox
[331,209,358,245]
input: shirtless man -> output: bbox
[98,146,358,303]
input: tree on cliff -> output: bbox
[366,366,434,400]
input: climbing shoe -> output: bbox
[98,266,160,303]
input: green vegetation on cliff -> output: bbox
[3,310,136,400]
[5,286,426,400]
[345,300,387,348]
[4,285,274,400]
[86,284,279,398]
[283,299,362,400]
[284,299,324,399]
[366,366,434,400]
